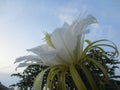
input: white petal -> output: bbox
[17,62,33,67]
[37,48,71,65]
[63,22,70,29]
[85,15,98,25]
[51,28,74,61]
[16,62,39,69]
[27,45,52,56]
[14,55,42,63]
[63,27,77,57]
[27,44,67,65]
[51,15,97,63]
[71,15,97,36]
[68,15,97,59]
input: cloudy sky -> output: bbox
[0,0,120,87]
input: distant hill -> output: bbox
[0,82,10,90]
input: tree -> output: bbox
[10,65,48,90]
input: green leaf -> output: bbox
[81,39,119,60]
[33,68,49,90]
[47,68,61,89]
[93,44,119,58]
[57,70,67,90]
[85,39,91,45]
[70,64,87,90]
[80,64,98,90]
[87,57,109,80]
[61,71,67,90]
[46,65,66,89]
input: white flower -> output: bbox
[15,15,97,67]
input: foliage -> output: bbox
[11,40,120,90]
[10,65,48,90]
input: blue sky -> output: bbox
[0,0,120,86]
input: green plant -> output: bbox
[13,15,120,90]
[34,40,118,90]
[11,40,120,90]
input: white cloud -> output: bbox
[58,8,79,24]
[85,24,117,41]
[56,2,88,24]
[58,14,74,25]
[85,23,120,60]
